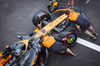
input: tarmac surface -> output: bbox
[0,0,100,66]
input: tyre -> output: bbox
[59,27,78,47]
[32,10,51,27]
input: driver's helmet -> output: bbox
[14,49,22,57]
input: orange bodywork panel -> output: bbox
[53,1,58,6]
[0,55,12,66]
[54,8,70,13]
[34,13,68,38]
[34,28,40,33]
[0,52,3,58]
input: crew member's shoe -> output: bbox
[91,36,96,40]
[93,33,98,36]
[72,53,76,57]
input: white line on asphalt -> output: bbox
[76,37,100,52]
[86,0,90,4]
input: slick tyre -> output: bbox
[32,10,51,27]
[59,27,78,47]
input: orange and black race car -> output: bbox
[0,10,78,66]
[0,1,87,65]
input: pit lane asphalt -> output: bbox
[0,0,100,66]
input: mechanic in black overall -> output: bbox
[40,35,76,56]
[65,10,98,40]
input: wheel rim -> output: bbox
[67,34,75,43]
[64,31,78,47]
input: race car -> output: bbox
[0,0,91,65]
[0,9,78,66]
[0,0,84,64]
